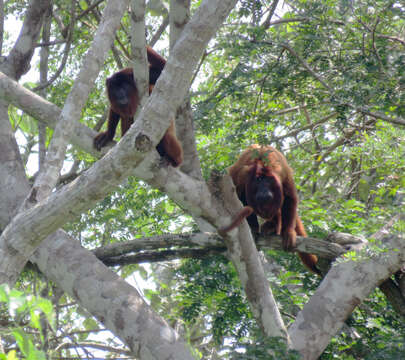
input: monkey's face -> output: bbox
[107,78,134,105]
[106,74,138,116]
[245,163,283,220]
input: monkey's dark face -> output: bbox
[106,72,138,116]
[246,163,283,220]
[107,76,135,106]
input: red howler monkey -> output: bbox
[93,46,183,167]
[220,144,320,275]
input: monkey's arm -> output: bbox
[94,109,120,150]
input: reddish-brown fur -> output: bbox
[221,144,319,274]
[94,46,183,167]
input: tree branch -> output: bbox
[5,0,52,79]
[0,72,99,155]
[33,1,76,92]
[25,0,130,206]
[98,246,227,266]
[92,231,350,264]
[289,230,405,360]
[208,171,290,341]
[130,0,149,101]
[30,230,195,359]
[0,0,131,286]
[351,106,405,126]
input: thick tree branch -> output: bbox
[169,0,202,179]
[208,172,290,341]
[289,233,405,360]
[0,72,98,155]
[25,0,130,206]
[37,1,52,169]
[92,231,351,265]
[98,246,227,266]
[0,0,239,289]
[0,0,131,286]
[33,1,76,92]
[30,230,194,359]
[130,0,149,102]
[5,0,51,79]
[0,102,31,227]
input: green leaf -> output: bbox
[12,329,28,356]
[0,284,9,302]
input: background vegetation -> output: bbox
[1,0,404,358]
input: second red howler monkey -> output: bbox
[220,144,320,274]
[94,46,183,167]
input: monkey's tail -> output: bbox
[298,252,321,276]
[219,206,254,236]
[295,216,322,276]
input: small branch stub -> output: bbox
[135,133,153,153]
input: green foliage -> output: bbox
[321,288,405,359]
[171,253,320,353]
[4,0,404,358]
[188,0,405,356]
[226,332,300,360]
[0,285,53,360]
[66,176,193,249]
[177,256,251,344]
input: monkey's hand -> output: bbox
[94,131,113,151]
[281,228,296,252]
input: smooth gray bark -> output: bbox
[289,234,405,360]
[4,0,51,78]
[0,0,130,286]
[130,0,149,102]
[0,0,239,358]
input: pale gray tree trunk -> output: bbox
[31,230,195,359]
[170,0,202,179]
[170,0,190,50]
[37,1,52,169]
[0,0,130,286]
[0,0,240,286]
[0,101,31,225]
[207,173,289,340]
[4,0,51,79]
[0,0,239,358]
[25,0,130,206]
[0,73,98,154]
[130,0,149,102]
[289,234,405,360]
